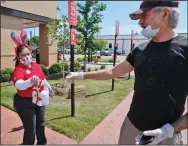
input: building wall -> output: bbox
[1,14,23,69]
[97,35,149,55]
[98,33,187,55]
[1,1,57,69]
[39,24,57,67]
[1,1,57,19]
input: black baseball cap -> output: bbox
[129,1,179,20]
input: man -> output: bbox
[66,1,188,145]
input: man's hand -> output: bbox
[136,123,174,145]
[66,72,84,83]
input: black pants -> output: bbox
[14,94,47,145]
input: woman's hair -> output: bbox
[14,45,30,67]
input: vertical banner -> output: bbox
[71,29,76,45]
[68,0,77,26]
[115,20,119,35]
[115,20,119,48]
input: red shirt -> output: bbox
[12,62,45,98]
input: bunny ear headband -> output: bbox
[11,30,30,54]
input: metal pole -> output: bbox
[70,25,75,117]
[122,39,124,55]
[112,34,117,91]
[62,40,65,79]
[127,37,133,80]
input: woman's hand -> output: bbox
[31,76,40,84]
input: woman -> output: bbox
[11,30,53,145]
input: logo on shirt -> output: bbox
[26,70,31,74]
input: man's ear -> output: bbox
[163,8,170,21]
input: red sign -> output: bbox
[71,29,76,46]
[115,20,119,35]
[68,0,77,26]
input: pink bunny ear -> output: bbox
[20,30,27,44]
[11,32,22,46]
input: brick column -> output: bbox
[39,24,57,67]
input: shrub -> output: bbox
[48,63,62,74]
[81,65,85,71]
[74,60,81,71]
[40,64,48,76]
[1,68,13,75]
[85,56,88,62]
[76,57,83,62]
[79,56,88,62]
[108,59,114,63]
[0,68,13,83]
[87,67,91,72]
[59,62,69,71]
[100,65,105,70]
[0,74,11,83]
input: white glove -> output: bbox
[66,72,84,83]
[136,123,174,145]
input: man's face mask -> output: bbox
[20,55,32,65]
[141,12,164,38]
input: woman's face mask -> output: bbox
[20,55,32,65]
[18,47,32,66]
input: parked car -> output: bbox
[100,48,114,56]
[116,49,122,55]
[100,48,122,56]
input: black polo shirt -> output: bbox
[126,35,188,131]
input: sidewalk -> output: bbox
[80,91,187,144]
[1,92,187,144]
[0,106,77,144]
[80,91,134,144]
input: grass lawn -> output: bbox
[1,78,134,142]
[98,58,120,63]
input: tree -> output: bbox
[76,1,107,71]
[46,6,70,52]
[76,33,85,54]
[93,38,107,51]
[30,36,39,49]
[46,6,70,79]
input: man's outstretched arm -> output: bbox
[66,60,134,82]
[83,60,134,80]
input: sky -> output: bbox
[26,1,187,38]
